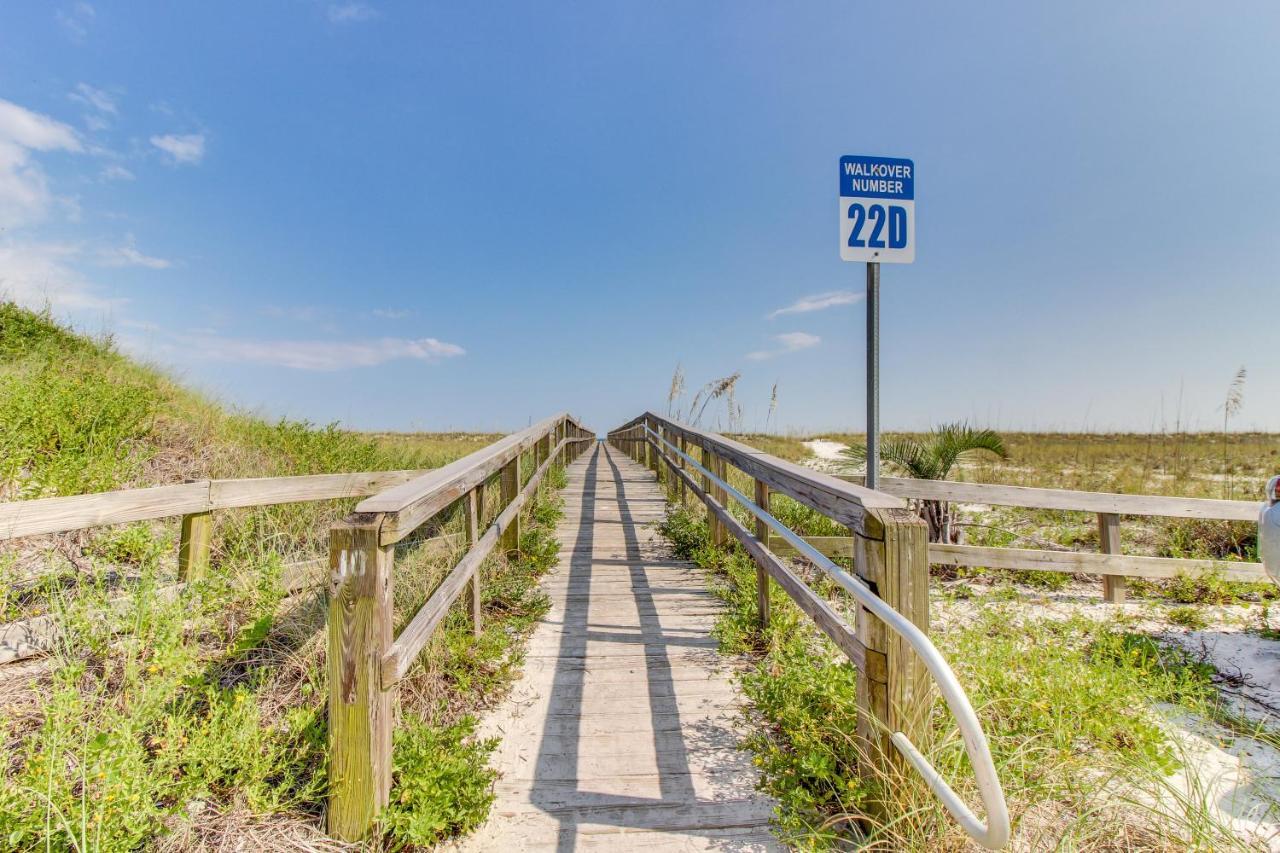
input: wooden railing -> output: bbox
[609,413,1010,849]
[770,475,1266,602]
[324,412,594,841]
[0,468,442,663]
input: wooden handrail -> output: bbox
[359,412,592,545]
[848,476,1260,521]
[0,470,428,541]
[610,413,903,535]
[326,412,595,841]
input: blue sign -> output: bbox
[839,154,915,263]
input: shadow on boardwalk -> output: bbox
[457,442,779,852]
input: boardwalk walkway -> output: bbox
[458,441,781,851]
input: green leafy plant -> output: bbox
[840,423,1008,542]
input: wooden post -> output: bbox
[1099,512,1125,603]
[177,511,213,581]
[701,446,723,545]
[500,456,521,555]
[327,514,394,841]
[677,436,688,505]
[754,480,771,629]
[647,419,660,476]
[854,507,931,782]
[466,487,482,637]
[712,455,729,546]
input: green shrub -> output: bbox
[380,716,498,849]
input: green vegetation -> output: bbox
[0,303,568,850]
[660,504,1254,850]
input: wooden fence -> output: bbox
[324,413,594,840]
[607,414,945,816]
[774,475,1265,602]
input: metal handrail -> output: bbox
[643,425,1011,850]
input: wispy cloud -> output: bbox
[56,3,95,43]
[0,99,83,228]
[372,307,412,319]
[100,164,134,181]
[150,133,205,165]
[69,83,117,116]
[0,242,122,311]
[768,290,861,319]
[328,2,379,23]
[189,334,465,371]
[97,236,170,269]
[746,332,821,361]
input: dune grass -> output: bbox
[659,504,1257,850]
[0,304,571,850]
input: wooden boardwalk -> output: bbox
[458,442,781,851]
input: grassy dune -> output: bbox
[0,304,565,850]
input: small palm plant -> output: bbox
[839,422,1008,542]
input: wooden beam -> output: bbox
[841,475,1260,521]
[177,510,213,581]
[655,442,867,669]
[500,455,521,555]
[467,487,482,637]
[754,479,771,629]
[327,515,394,842]
[857,507,931,781]
[929,541,1267,582]
[613,413,903,537]
[359,413,568,545]
[381,439,567,686]
[1099,512,1125,603]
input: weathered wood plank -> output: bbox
[612,413,903,536]
[326,516,394,841]
[177,511,213,581]
[361,414,568,544]
[848,475,1261,521]
[930,542,1267,581]
[1099,512,1125,603]
[653,440,867,669]
[0,482,210,540]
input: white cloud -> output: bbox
[100,164,135,181]
[97,236,170,269]
[768,290,861,319]
[746,332,821,361]
[56,3,95,43]
[69,83,117,116]
[150,133,205,165]
[372,307,411,319]
[0,99,83,228]
[189,334,465,370]
[0,242,122,311]
[328,2,379,23]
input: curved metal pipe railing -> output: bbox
[642,425,1011,850]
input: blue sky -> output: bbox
[1,2,1278,434]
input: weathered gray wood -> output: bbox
[210,469,422,509]
[612,413,903,536]
[930,542,1266,582]
[0,471,430,542]
[845,475,1261,521]
[380,439,569,687]
[500,454,521,554]
[654,441,867,669]
[0,482,210,540]
[177,510,213,581]
[360,414,568,545]
[458,442,781,852]
[856,508,931,784]
[754,479,770,630]
[467,487,483,637]
[770,535,1267,583]
[327,516,394,841]
[1099,512,1125,603]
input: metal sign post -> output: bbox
[839,154,914,492]
[865,261,880,490]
